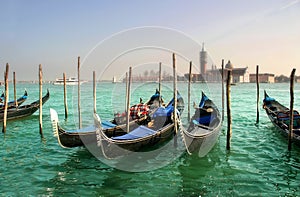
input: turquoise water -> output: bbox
[1,82,300,196]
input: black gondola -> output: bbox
[180,92,221,157]
[50,91,184,149]
[263,91,300,144]
[0,89,49,122]
[0,90,28,110]
[50,90,161,148]
[93,94,184,158]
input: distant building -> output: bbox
[220,61,249,83]
[249,73,275,83]
[296,76,300,83]
[200,43,207,75]
[185,60,249,83]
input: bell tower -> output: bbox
[200,43,207,75]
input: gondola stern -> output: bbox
[93,112,102,129]
[264,90,268,99]
[50,108,59,137]
[199,91,209,108]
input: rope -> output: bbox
[95,128,115,160]
[94,113,116,160]
[177,115,192,155]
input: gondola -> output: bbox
[180,92,221,157]
[0,90,28,109]
[0,89,49,122]
[50,90,184,149]
[263,91,300,144]
[93,94,184,158]
[50,90,161,148]
[50,110,150,148]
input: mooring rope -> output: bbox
[177,115,192,155]
[95,128,115,160]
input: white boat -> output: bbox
[53,77,85,85]
[112,76,117,83]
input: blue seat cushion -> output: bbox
[112,125,156,140]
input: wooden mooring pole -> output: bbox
[2,63,9,134]
[158,62,162,105]
[39,64,44,139]
[173,53,178,147]
[77,56,82,129]
[288,68,296,151]
[63,73,68,120]
[256,65,259,124]
[93,71,96,113]
[125,72,128,112]
[126,67,132,133]
[188,61,192,121]
[226,70,232,150]
[13,71,17,108]
[221,59,224,122]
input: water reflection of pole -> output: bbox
[288,68,296,151]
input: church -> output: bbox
[199,44,249,83]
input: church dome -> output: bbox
[225,60,233,69]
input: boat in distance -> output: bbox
[53,77,85,85]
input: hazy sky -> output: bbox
[1,0,299,81]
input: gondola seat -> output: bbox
[112,125,156,140]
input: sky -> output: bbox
[0,0,300,81]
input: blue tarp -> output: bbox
[112,125,155,140]
[263,96,275,102]
[195,114,215,125]
[101,120,117,129]
[152,107,167,118]
[199,94,209,108]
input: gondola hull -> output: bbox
[95,115,176,158]
[263,91,300,145]
[52,114,148,148]
[92,94,183,158]
[51,91,184,149]
[0,90,28,110]
[0,90,49,122]
[181,92,222,156]
[183,122,221,157]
